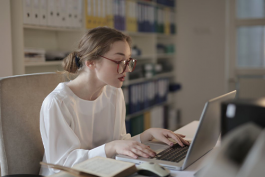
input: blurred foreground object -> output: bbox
[197,123,265,177]
[221,97,265,138]
[236,129,265,177]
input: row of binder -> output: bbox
[23,0,83,28]
[126,107,163,136]
[23,0,176,34]
[85,0,176,34]
[137,3,175,33]
[126,105,178,136]
[122,78,169,115]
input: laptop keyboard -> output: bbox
[153,143,190,163]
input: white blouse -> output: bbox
[39,82,140,176]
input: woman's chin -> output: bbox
[108,81,123,88]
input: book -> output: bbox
[42,156,138,177]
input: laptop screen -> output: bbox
[182,90,237,169]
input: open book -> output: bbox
[41,156,138,177]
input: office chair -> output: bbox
[0,73,68,176]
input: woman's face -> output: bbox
[95,40,131,88]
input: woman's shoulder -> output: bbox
[42,82,70,109]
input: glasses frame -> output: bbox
[98,55,137,74]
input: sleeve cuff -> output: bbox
[88,144,107,158]
[131,134,141,143]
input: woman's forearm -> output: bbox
[140,129,153,142]
[105,141,116,158]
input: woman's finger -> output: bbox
[146,146,156,155]
[165,132,184,147]
[138,143,156,154]
[177,134,186,138]
[131,148,150,158]
[135,145,156,157]
[137,144,156,156]
[125,150,138,159]
[176,135,190,145]
[158,134,179,147]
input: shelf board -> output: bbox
[123,31,156,37]
[137,0,175,9]
[126,101,171,120]
[123,71,174,86]
[157,33,176,38]
[124,31,176,38]
[137,0,156,6]
[25,61,63,67]
[23,25,176,37]
[133,55,154,60]
[157,53,175,58]
[23,25,85,32]
[156,3,175,9]
[153,71,175,79]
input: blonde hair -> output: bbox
[62,27,132,74]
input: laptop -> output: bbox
[116,90,237,171]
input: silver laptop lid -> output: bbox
[182,90,237,169]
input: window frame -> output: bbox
[229,0,265,80]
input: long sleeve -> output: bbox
[40,97,106,174]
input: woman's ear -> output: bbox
[85,61,95,69]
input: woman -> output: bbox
[39,27,189,176]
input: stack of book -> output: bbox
[24,48,45,62]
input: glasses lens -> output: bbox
[128,59,136,72]
[118,60,127,74]
[118,59,136,74]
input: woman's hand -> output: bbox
[140,128,190,147]
[105,140,156,159]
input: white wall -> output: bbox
[0,0,13,77]
[175,0,228,125]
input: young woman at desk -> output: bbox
[39,27,189,176]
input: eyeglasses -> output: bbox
[98,55,137,74]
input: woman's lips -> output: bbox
[118,76,125,82]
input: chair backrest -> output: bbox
[0,73,67,176]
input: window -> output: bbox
[235,0,265,69]
[237,0,265,19]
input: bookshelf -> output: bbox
[24,61,62,67]
[123,71,174,86]
[10,0,178,134]
[23,24,86,32]
[126,100,171,120]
